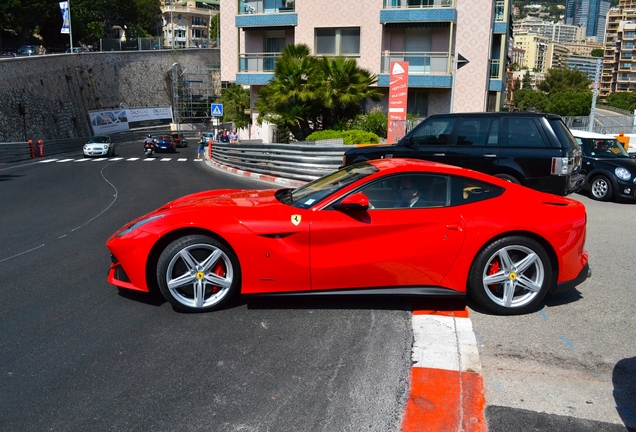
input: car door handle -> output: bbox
[433,153,446,156]
[446,223,463,231]
[483,154,497,158]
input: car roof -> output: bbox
[427,112,562,120]
[570,130,616,139]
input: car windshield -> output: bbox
[278,162,379,209]
[580,138,630,158]
[88,136,109,143]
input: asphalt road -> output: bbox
[1,141,635,431]
[0,142,410,431]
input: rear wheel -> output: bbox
[468,236,552,315]
[589,175,612,201]
[494,173,520,184]
[156,235,240,312]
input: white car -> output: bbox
[83,135,115,157]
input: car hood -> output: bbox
[159,189,281,211]
[584,155,636,171]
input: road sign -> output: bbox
[211,103,223,117]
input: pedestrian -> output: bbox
[221,129,230,143]
[197,137,206,159]
[229,129,239,144]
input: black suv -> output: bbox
[343,112,584,196]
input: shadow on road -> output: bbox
[613,357,636,431]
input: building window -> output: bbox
[192,29,207,39]
[192,16,207,26]
[315,28,360,56]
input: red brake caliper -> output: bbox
[487,260,500,290]
[210,262,226,294]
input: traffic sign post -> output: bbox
[211,103,223,117]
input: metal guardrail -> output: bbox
[210,141,350,182]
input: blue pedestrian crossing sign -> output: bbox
[211,103,223,117]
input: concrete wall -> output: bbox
[0,49,220,142]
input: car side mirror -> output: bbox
[402,136,417,149]
[334,192,369,211]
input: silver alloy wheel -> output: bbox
[480,244,545,309]
[590,177,609,199]
[165,243,234,309]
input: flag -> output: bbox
[60,2,70,34]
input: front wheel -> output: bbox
[468,236,552,315]
[494,173,520,184]
[156,235,240,312]
[589,175,612,201]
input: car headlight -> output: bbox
[116,214,165,237]
[615,167,632,181]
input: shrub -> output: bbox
[305,129,380,145]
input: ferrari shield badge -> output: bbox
[291,215,301,226]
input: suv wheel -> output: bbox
[494,174,520,184]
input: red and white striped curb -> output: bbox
[207,160,306,188]
[206,159,487,431]
[402,307,486,432]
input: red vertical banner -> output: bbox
[387,62,409,144]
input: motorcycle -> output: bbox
[144,140,156,157]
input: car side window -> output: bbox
[503,118,547,147]
[357,174,449,209]
[455,118,498,146]
[449,176,504,206]
[409,118,456,146]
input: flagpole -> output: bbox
[68,0,74,51]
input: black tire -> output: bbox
[494,173,520,184]
[588,175,613,201]
[156,235,240,312]
[468,236,552,315]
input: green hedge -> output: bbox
[305,129,380,145]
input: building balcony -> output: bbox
[380,51,450,74]
[239,52,281,73]
[380,0,456,23]
[162,4,217,15]
[490,59,501,79]
[239,0,295,14]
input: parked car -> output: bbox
[154,135,177,153]
[65,46,91,53]
[17,45,46,56]
[343,112,585,196]
[106,158,590,315]
[571,130,636,202]
[171,133,188,148]
[83,135,115,157]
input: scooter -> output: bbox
[144,140,156,157]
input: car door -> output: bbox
[445,116,500,174]
[391,116,457,162]
[308,174,466,291]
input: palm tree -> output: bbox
[256,44,381,141]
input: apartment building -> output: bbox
[515,16,586,44]
[161,0,220,48]
[220,0,512,136]
[600,1,636,99]
[514,33,549,72]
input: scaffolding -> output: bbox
[171,63,225,127]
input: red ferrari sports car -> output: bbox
[107,159,590,315]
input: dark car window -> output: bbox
[355,174,449,209]
[449,176,504,206]
[503,118,547,147]
[409,117,457,146]
[455,118,498,146]
[578,137,631,158]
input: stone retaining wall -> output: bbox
[0,49,220,142]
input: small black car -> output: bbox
[571,130,636,202]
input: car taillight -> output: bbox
[551,157,570,175]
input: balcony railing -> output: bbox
[383,0,453,8]
[239,52,281,72]
[381,52,450,74]
[239,0,295,14]
[490,59,501,79]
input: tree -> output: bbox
[522,70,532,89]
[606,92,636,111]
[219,84,251,130]
[591,48,604,57]
[545,89,592,116]
[255,44,380,141]
[537,68,591,95]
[210,14,220,46]
[513,88,548,112]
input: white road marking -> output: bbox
[160,158,171,161]
[74,159,90,162]
[56,159,75,163]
